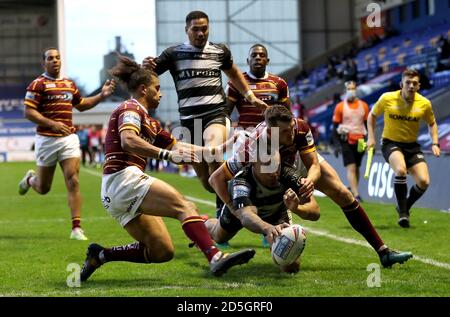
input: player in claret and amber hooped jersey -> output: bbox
[226,44,291,130]
[18,47,116,241]
[79,54,255,282]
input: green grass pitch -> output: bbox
[1,162,449,296]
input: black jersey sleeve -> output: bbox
[230,170,253,210]
[280,164,303,193]
[154,47,174,75]
[218,44,233,70]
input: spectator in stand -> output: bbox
[342,58,358,83]
[437,35,450,60]
[326,63,337,81]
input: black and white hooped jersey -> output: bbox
[230,165,303,219]
[155,41,233,121]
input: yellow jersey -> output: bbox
[372,90,435,143]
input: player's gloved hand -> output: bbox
[142,56,157,70]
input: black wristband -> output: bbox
[432,143,440,148]
[158,149,171,160]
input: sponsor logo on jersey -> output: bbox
[176,69,220,80]
[233,185,250,200]
[122,111,141,129]
[388,113,419,122]
[25,91,37,101]
[305,130,314,146]
[46,92,73,101]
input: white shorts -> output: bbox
[35,134,81,167]
[101,166,155,227]
[296,151,325,177]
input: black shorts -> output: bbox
[341,141,365,167]
[219,205,290,235]
[179,111,229,145]
[381,138,426,169]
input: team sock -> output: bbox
[406,184,426,212]
[71,217,81,230]
[27,176,36,187]
[101,242,150,263]
[182,216,220,262]
[394,176,408,213]
[342,200,386,254]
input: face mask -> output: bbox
[345,91,356,100]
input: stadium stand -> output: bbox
[290,20,450,150]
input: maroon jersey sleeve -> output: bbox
[118,108,143,135]
[218,44,233,70]
[295,119,316,154]
[24,79,44,109]
[71,81,83,106]
[277,78,290,104]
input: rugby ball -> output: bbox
[271,224,306,266]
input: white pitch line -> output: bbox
[80,168,450,271]
[304,227,450,270]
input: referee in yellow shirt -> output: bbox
[367,69,440,228]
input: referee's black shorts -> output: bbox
[381,138,426,169]
[341,141,365,167]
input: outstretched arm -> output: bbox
[298,151,320,200]
[120,130,199,164]
[74,79,116,112]
[223,64,269,111]
[232,205,288,245]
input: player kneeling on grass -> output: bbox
[80,55,255,281]
[205,150,320,273]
